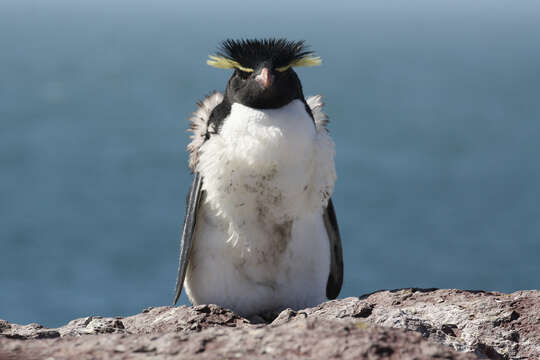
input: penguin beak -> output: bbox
[255,67,272,89]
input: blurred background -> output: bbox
[1,0,539,328]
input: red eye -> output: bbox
[237,70,250,79]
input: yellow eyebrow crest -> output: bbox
[275,64,292,72]
[207,55,322,72]
[207,55,254,72]
[291,55,322,67]
[275,55,322,72]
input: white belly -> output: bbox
[185,205,330,316]
[184,100,336,316]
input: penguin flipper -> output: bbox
[175,92,226,305]
[324,198,343,299]
[173,172,204,305]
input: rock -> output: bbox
[297,289,539,359]
[0,289,538,359]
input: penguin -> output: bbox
[173,39,343,318]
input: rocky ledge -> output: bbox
[1,289,538,359]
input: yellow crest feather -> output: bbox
[276,55,322,72]
[208,54,321,72]
[207,55,254,72]
[291,55,322,67]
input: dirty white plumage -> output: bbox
[183,94,337,316]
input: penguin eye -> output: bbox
[236,69,251,79]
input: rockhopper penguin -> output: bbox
[174,39,343,317]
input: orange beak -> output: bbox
[255,67,271,88]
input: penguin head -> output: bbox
[207,39,321,109]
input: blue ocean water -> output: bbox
[1,0,539,328]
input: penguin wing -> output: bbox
[324,198,343,299]
[173,92,224,305]
[306,95,343,299]
[173,172,203,304]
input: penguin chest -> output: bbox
[185,99,336,315]
[197,100,327,243]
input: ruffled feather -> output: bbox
[187,92,224,171]
[186,93,329,170]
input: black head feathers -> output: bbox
[207,38,321,72]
